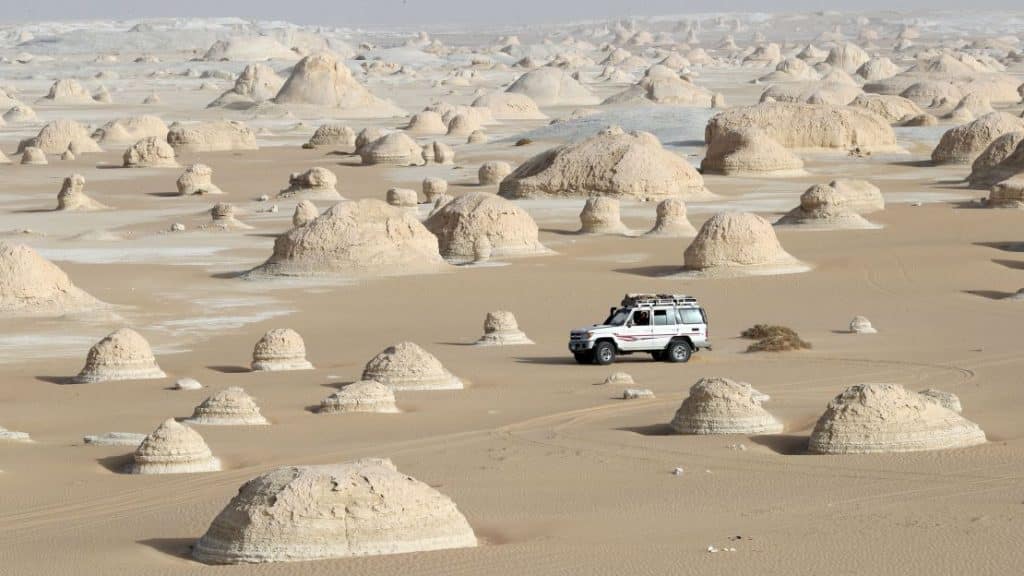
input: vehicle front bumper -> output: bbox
[568,340,595,352]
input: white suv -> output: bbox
[568,294,711,365]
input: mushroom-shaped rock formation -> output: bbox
[361,342,463,391]
[404,111,447,135]
[210,203,251,230]
[775,183,877,230]
[167,121,257,153]
[127,419,221,474]
[505,67,600,106]
[20,147,47,165]
[424,192,546,263]
[849,316,877,334]
[251,328,313,372]
[359,132,424,166]
[669,377,783,435]
[386,188,418,208]
[684,212,806,276]
[123,136,178,168]
[1,242,103,317]
[186,387,269,425]
[475,311,533,346]
[93,115,169,145]
[246,199,446,278]
[422,177,448,202]
[705,102,898,153]
[273,52,404,117]
[176,164,223,195]
[578,196,630,235]
[319,380,399,414]
[931,112,1024,165]
[602,65,714,107]
[208,63,285,109]
[478,161,512,185]
[74,328,165,383]
[191,458,476,564]
[307,123,356,152]
[645,198,697,237]
[808,383,986,454]
[499,126,711,201]
[278,167,340,200]
[56,174,109,211]
[25,119,103,155]
[700,127,805,176]
[292,200,319,227]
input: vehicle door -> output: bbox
[617,309,653,351]
[651,308,678,348]
[676,307,707,347]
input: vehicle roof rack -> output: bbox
[621,293,700,308]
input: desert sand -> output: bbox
[1,9,1024,576]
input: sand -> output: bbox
[1,10,1024,576]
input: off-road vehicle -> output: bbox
[568,294,711,365]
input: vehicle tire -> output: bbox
[665,340,692,363]
[592,341,616,365]
[573,352,592,365]
[651,351,665,361]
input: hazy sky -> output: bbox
[6,0,1021,27]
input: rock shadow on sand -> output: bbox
[748,434,810,455]
[616,423,677,436]
[963,289,1019,300]
[138,538,196,560]
[613,265,683,278]
[207,365,251,374]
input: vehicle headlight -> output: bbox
[584,331,593,339]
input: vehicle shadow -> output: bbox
[513,356,579,365]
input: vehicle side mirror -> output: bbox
[626,320,633,327]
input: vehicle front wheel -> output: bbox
[573,352,592,365]
[592,341,616,365]
[665,340,692,363]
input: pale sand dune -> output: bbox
[0,10,1023,576]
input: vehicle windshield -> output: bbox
[604,308,631,326]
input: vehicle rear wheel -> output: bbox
[665,340,692,363]
[573,352,592,365]
[592,341,616,365]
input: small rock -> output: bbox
[707,545,719,553]
[911,202,923,207]
[258,194,269,202]
[269,204,279,213]
[170,223,185,232]
[622,388,654,399]
[83,432,147,446]
[672,467,684,476]
[174,377,203,390]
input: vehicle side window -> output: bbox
[631,310,651,326]
[653,309,672,326]
[678,308,704,324]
